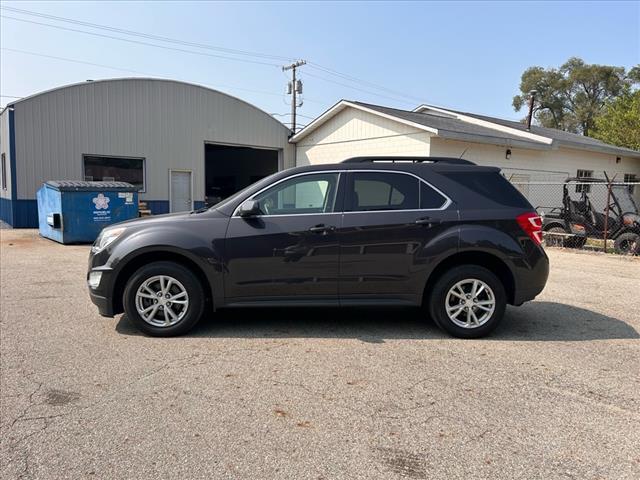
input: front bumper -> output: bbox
[87,249,116,317]
[89,289,114,317]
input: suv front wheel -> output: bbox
[427,265,506,338]
[123,261,205,336]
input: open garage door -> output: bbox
[205,143,279,206]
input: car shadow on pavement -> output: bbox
[115,301,638,342]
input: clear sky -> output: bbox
[1,1,638,127]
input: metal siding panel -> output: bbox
[12,78,294,203]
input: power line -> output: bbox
[307,62,425,104]
[2,47,149,75]
[1,7,429,108]
[303,70,416,106]
[1,5,294,62]
[0,15,282,67]
[270,112,316,120]
[1,47,330,106]
[3,7,428,106]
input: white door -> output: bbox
[170,170,192,212]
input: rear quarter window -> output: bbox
[442,172,532,209]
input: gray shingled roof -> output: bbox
[449,109,640,157]
[353,102,551,150]
[353,101,640,158]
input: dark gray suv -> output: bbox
[88,157,549,338]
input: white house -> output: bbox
[291,100,640,186]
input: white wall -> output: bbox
[430,137,640,206]
[294,106,640,210]
[296,107,432,165]
[430,137,640,179]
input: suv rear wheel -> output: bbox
[123,261,205,336]
[427,265,506,338]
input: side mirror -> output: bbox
[238,199,261,217]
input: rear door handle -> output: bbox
[415,217,441,226]
[309,224,336,234]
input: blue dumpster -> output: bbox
[37,181,139,244]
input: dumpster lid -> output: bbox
[45,180,137,192]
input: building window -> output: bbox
[1,153,6,190]
[83,155,145,191]
[624,173,637,194]
[576,169,593,193]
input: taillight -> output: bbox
[516,212,543,245]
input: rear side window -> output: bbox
[421,182,447,209]
[442,172,531,208]
[348,172,419,211]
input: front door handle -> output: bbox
[309,224,336,234]
[415,217,441,226]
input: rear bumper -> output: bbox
[512,246,549,305]
[513,285,545,305]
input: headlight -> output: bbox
[92,227,126,253]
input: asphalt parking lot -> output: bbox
[1,230,639,479]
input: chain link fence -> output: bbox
[507,172,640,255]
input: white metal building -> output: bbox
[292,100,640,190]
[0,78,294,227]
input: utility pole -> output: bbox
[283,60,306,134]
[526,90,537,131]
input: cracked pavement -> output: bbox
[1,230,639,479]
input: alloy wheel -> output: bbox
[135,275,189,327]
[445,279,496,329]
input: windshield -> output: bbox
[611,185,639,214]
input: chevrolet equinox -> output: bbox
[88,157,549,338]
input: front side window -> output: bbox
[83,155,145,191]
[253,173,339,215]
[347,172,419,211]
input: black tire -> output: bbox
[565,235,587,249]
[613,232,640,256]
[123,261,205,336]
[426,265,507,339]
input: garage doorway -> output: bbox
[205,143,279,206]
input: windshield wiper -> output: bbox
[191,207,210,214]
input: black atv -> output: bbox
[539,176,640,255]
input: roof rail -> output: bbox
[341,156,476,166]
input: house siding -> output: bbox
[296,108,432,165]
[429,137,640,179]
[429,137,640,206]
[293,105,640,210]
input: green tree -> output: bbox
[513,58,639,136]
[591,90,640,151]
